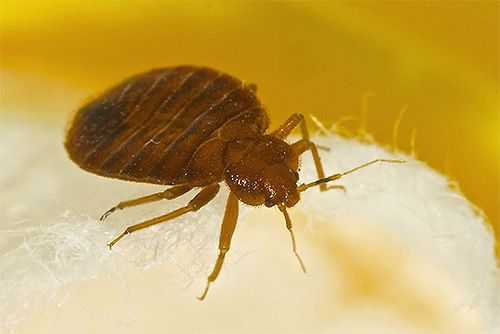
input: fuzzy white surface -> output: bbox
[1,116,498,333]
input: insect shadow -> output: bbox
[65,66,405,300]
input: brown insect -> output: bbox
[65,65,404,300]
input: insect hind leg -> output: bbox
[107,183,220,249]
[100,184,192,220]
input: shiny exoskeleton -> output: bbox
[65,65,404,299]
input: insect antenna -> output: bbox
[297,159,406,193]
[277,203,306,273]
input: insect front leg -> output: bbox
[100,184,192,220]
[271,113,327,191]
[107,183,220,249]
[198,191,239,300]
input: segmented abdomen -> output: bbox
[65,65,266,185]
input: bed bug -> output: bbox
[65,65,404,300]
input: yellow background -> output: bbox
[1,2,498,246]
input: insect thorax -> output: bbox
[223,135,300,207]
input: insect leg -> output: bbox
[100,184,192,220]
[271,113,327,191]
[270,113,303,139]
[198,191,239,300]
[107,183,220,249]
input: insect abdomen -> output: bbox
[65,66,266,185]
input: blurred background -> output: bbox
[1,2,498,332]
[2,0,498,247]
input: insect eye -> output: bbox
[265,199,274,208]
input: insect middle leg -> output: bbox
[107,183,220,249]
[100,184,192,220]
[271,113,327,191]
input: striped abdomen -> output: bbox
[65,66,269,185]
